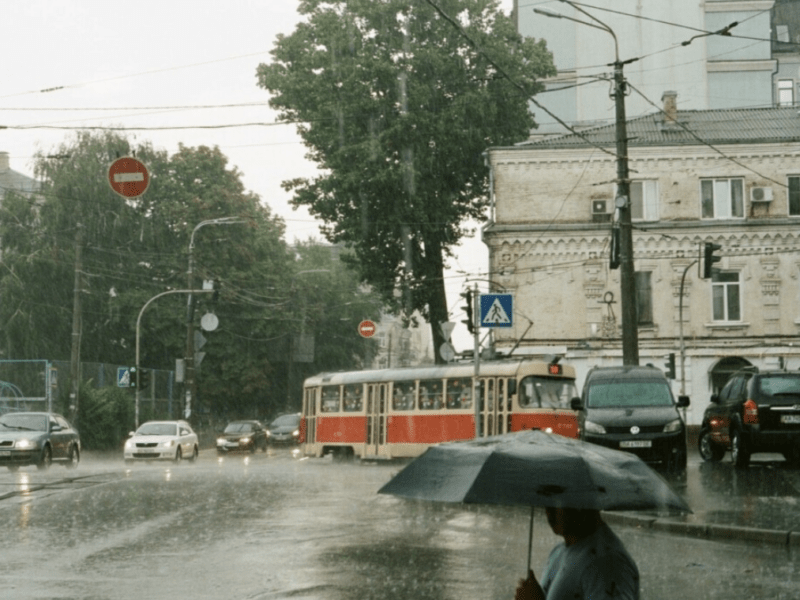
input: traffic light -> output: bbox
[609,225,621,270]
[130,366,137,388]
[664,353,676,380]
[140,369,150,390]
[460,290,475,334]
[703,242,722,279]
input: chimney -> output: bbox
[662,91,678,123]
[0,152,9,172]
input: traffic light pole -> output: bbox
[136,288,213,428]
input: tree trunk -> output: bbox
[425,236,451,365]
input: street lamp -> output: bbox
[184,217,247,420]
[535,0,639,365]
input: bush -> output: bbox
[77,385,135,451]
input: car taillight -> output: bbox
[743,399,759,424]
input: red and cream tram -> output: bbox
[300,358,578,460]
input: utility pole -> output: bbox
[535,1,639,365]
[69,223,83,425]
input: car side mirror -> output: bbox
[128,431,135,437]
[677,395,690,408]
[51,424,62,432]
[710,394,720,404]
[570,397,583,411]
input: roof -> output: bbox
[585,365,667,381]
[517,106,800,151]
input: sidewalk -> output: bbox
[603,433,800,548]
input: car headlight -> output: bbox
[292,429,299,437]
[159,440,175,448]
[216,437,226,446]
[15,438,36,449]
[240,437,251,444]
[663,418,683,433]
[125,439,134,449]
[584,420,606,435]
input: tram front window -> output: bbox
[519,377,578,409]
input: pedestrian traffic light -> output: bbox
[140,369,150,390]
[460,290,475,334]
[664,353,676,380]
[129,366,137,388]
[703,242,722,279]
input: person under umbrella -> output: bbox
[515,506,639,600]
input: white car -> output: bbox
[124,420,199,464]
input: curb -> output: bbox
[602,512,800,548]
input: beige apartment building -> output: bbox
[485,99,800,425]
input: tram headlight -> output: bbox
[584,420,606,435]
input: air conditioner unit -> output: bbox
[750,186,773,202]
[591,200,609,214]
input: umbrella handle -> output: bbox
[527,505,534,573]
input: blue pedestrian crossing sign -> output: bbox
[117,367,131,388]
[480,293,513,328]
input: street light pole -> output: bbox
[535,1,639,365]
[185,217,246,420]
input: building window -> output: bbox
[701,178,744,219]
[630,180,659,221]
[712,271,741,322]
[635,271,653,325]
[789,176,800,216]
[778,79,794,107]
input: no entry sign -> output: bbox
[108,157,149,198]
[358,320,377,338]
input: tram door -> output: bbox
[364,383,388,458]
[303,386,318,451]
[478,377,510,438]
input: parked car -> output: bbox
[0,411,81,471]
[699,367,800,468]
[267,413,301,445]
[124,420,199,464]
[571,366,690,470]
[216,420,268,454]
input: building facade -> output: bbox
[517,0,782,135]
[485,101,800,425]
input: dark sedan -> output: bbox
[216,420,268,454]
[267,413,301,445]
[0,412,81,471]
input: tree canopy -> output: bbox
[257,0,555,361]
[0,131,381,422]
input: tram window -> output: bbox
[446,378,472,409]
[321,386,340,412]
[343,384,363,411]
[392,381,415,410]
[519,376,577,409]
[419,379,444,410]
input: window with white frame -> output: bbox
[789,176,800,216]
[701,178,744,219]
[630,180,658,221]
[778,79,794,107]
[711,271,741,322]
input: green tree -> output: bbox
[257,0,554,362]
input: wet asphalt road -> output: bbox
[0,445,798,600]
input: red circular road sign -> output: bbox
[108,157,149,198]
[358,320,377,338]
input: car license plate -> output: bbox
[138,448,158,453]
[781,415,800,424]
[620,440,652,448]
[0,450,10,457]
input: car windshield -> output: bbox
[759,375,800,396]
[0,414,47,431]
[587,380,674,408]
[271,415,299,428]
[136,423,178,436]
[225,422,254,433]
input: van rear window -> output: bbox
[587,380,673,408]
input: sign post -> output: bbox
[108,157,149,198]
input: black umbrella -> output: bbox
[378,429,691,569]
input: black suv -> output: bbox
[571,366,690,470]
[699,368,800,468]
